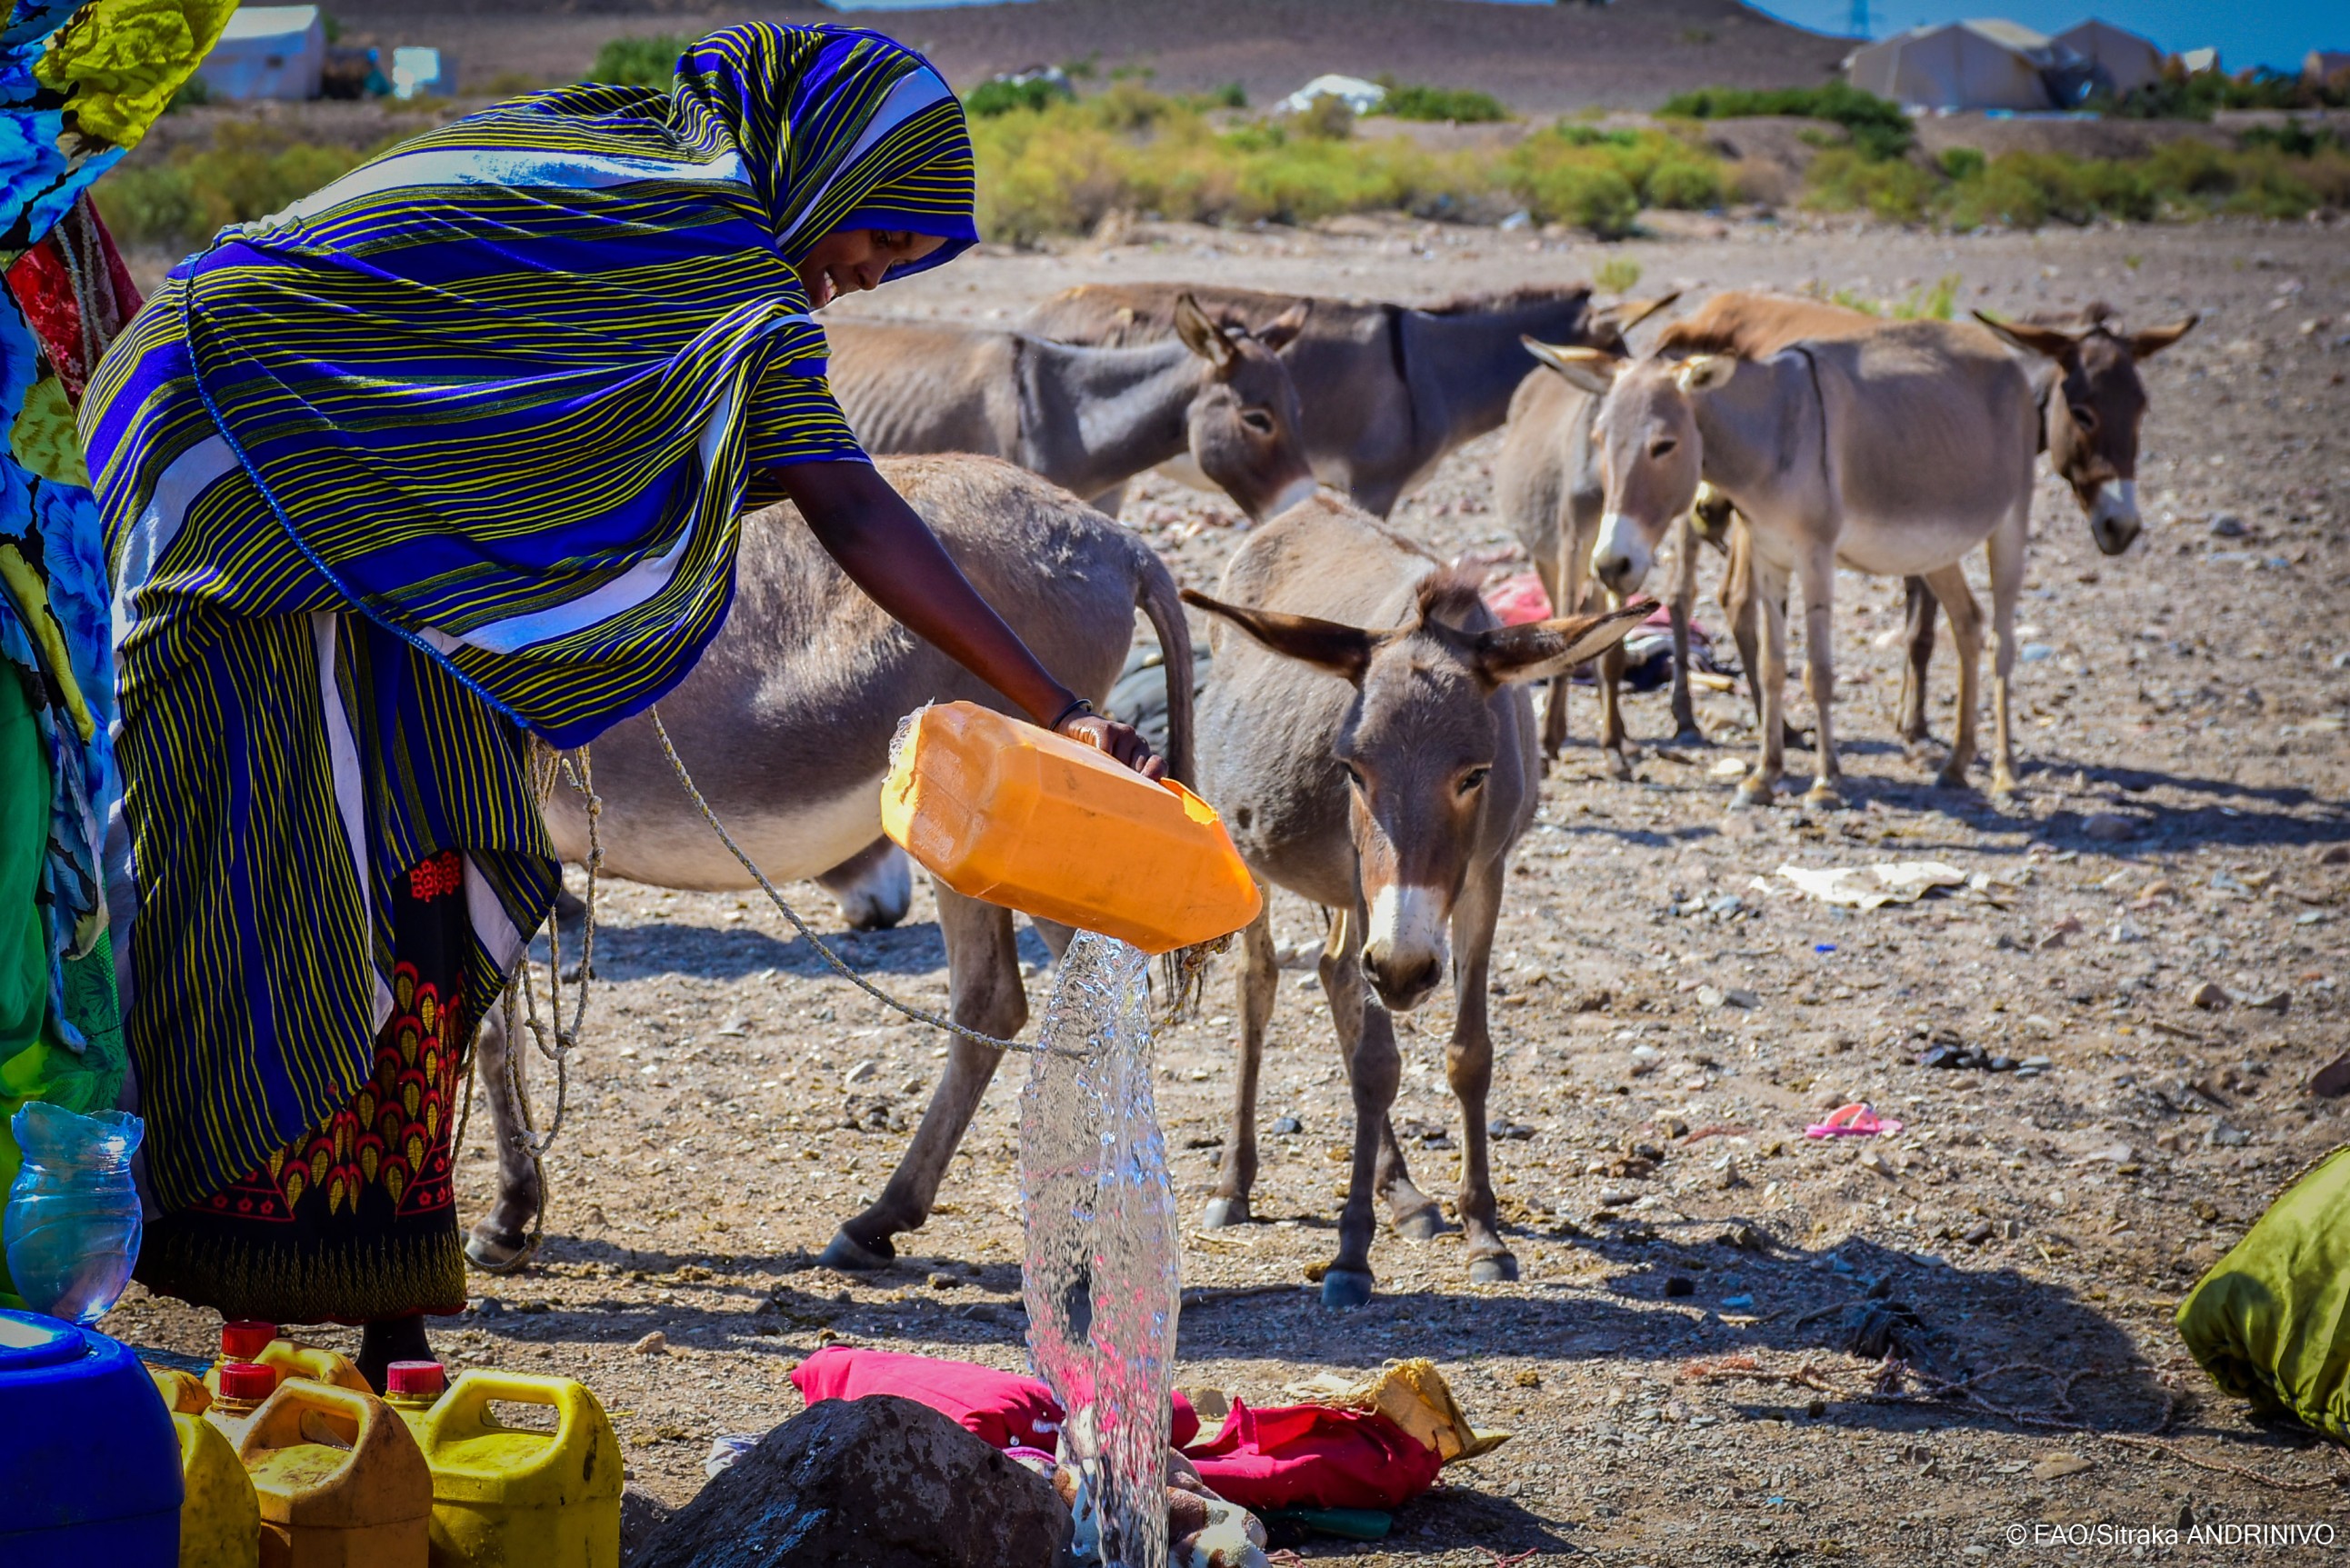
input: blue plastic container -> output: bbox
[0,1307,181,1566]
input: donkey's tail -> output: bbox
[1134,542,1195,790]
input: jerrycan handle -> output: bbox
[424,1369,586,1452]
[239,1378,375,1460]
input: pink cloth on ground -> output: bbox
[790,1345,1199,1451]
[1183,1397,1445,1512]
[1483,572,1553,626]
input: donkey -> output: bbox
[1887,305,2196,742]
[465,456,1194,1271]
[1025,283,1660,516]
[827,295,1315,522]
[1182,498,1645,1306]
[1497,294,1700,769]
[1540,306,2038,804]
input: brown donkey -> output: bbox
[1184,498,1645,1305]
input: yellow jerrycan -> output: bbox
[175,1409,264,1568]
[414,1370,622,1568]
[206,1323,371,1401]
[238,1380,431,1568]
[881,701,1261,954]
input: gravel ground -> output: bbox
[105,214,2350,1564]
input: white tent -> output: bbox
[391,46,455,100]
[2055,19,2165,98]
[195,5,325,102]
[1282,75,1387,115]
[1847,20,2056,112]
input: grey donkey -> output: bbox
[1183,496,1646,1306]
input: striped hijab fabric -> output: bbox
[79,24,976,1209]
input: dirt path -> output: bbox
[104,216,2350,1563]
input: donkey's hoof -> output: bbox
[1729,776,1773,810]
[1200,1195,1253,1230]
[1392,1203,1447,1243]
[1803,781,1845,812]
[1671,724,1711,749]
[1934,764,1973,791]
[1319,1267,1375,1309]
[464,1222,536,1274]
[1991,772,2021,801]
[1469,1253,1520,1285]
[818,1227,896,1273]
[1605,749,1635,782]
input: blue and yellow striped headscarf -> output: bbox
[80,24,977,1209]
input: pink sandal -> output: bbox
[1805,1102,1904,1139]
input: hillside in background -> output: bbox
[325,0,1852,114]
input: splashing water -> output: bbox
[1022,933,1181,1568]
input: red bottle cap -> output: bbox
[218,1362,277,1402]
[385,1361,445,1400]
[220,1320,276,1359]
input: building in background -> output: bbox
[2055,18,2165,98]
[195,5,325,102]
[1847,19,2065,111]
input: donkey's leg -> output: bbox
[815,839,913,931]
[1985,503,2030,796]
[1597,632,1634,779]
[1325,902,1404,1309]
[1895,576,1945,752]
[1319,911,1437,1239]
[1795,541,1843,806]
[820,882,1025,1270]
[1204,899,1277,1229]
[1921,563,1984,788]
[1535,542,1572,761]
[1446,858,1515,1283]
[1667,513,1705,744]
[463,1005,541,1273]
[1733,553,1792,808]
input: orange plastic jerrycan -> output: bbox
[414,1370,622,1568]
[206,1324,370,1402]
[881,701,1261,954]
[237,1380,431,1568]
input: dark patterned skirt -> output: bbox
[136,853,475,1324]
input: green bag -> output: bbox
[2177,1146,2350,1439]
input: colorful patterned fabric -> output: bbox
[0,0,225,1306]
[78,23,978,1214]
[136,854,473,1323]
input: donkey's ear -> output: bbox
[1675,354,1737,393]
[1175,293,1238,370]
[2127,315,2197,360]
[1255,299,1312,353]
[1522,337,1624,397]
[1473,599,1653,687]
[1181,588,1373,683]
[1592,290,1682,337]
[1973,311,2079,362]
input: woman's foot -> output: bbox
[357,1316,433,1393]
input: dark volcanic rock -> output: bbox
[635,1394,1070,1568]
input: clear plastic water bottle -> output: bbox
[5,1102,144,1323]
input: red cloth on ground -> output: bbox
[1482,571,1553,626]
[790,1345,1200,1451]
[1184,1397,1445,1512]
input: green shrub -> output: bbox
[95,125,384,253]
[1802,147,1939,221]
[1643,156,1724,209]
[1594,256,1641,294]
[1375,78,1508,124]
[1892,273,1963,320]
[1660,81,1913,160]
[1938,146,1985,181]
[965,75,1074,118]
[588,33,694,87]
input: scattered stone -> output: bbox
[1695,985,1726,1009]
[1269,1114,1304,1135]
[2318,844,2350,866]
[2083,814,2141,843]
[1664,1276,1695,1297]
[1713,1155,1744,1189]
[1961,1220,1995,1245]
[475,1296,508,1320]
[635,1395,1069,1568]
[2242,990,2291,1014]
[630,1331,669,1356]
[2189,981,2232,1010]
[2311,1052,2350,1099]
[2032,1453,2094,1482]
[2208,514,2247,537]
[1839,1300,1925,1361]
[1721,1293,1756,1312]
[844,1058,879,1087]
[2208,1124,2252,1148]
[1629,1044,1663,1076]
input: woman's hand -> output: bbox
[775,459,1165,780]
[1061,712,1165,781]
